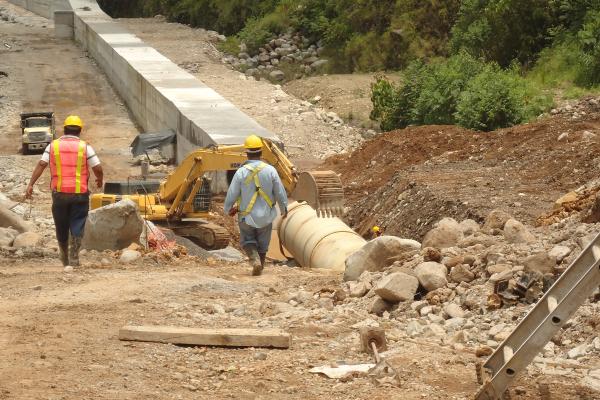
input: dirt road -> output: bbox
[0,1,139,179]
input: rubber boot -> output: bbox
[69,236,82,267]
[58,241,69,267]
[244,245,262,276]
[259,253,267,268]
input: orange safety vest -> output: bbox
[49,137,89,194]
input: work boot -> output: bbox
[244,245,262,276]
[69,236,82,267]
[58,241,69,267]
[259,253,267,268]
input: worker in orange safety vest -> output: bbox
[25,115,103,268]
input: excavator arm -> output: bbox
[92,137,344,250]
[160,138,344,218]
[158,148,248,217]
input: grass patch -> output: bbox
[218,36,241,56]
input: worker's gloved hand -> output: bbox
[24,184,34,200]
[228,205,239,216]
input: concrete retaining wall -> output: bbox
[8,0,278,173]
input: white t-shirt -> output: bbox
[41,136,101,168]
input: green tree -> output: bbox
[451,0,556,66]
[392,0,461,59]
[577,9,600,86]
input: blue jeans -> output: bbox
[52,192,89,243]
[239,220,272,254]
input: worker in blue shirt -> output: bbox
[224,135,288,276]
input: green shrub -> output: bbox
[218,36,242,55]
[455,67,525,131]
[371,56,552,132]
[529,40,583,87]
[411,52,485,125]
[576,9,600,86]
[237,17,276,54]
[450,0,556,67]
[370,76,403,131]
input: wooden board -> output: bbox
[118,325,292,349]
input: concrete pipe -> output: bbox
[277,202,366,271]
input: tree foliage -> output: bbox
[370,54,551,132]
[450,0,556,67]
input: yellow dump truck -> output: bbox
[20,112,55,155]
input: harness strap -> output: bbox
[239,162,274,217]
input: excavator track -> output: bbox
[292,171,345,218]
[170,221,230,250]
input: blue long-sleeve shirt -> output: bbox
[224,160,288,228]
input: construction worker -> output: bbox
[224,135,288,276]
[371,225,383,239]
[25,115,103,268]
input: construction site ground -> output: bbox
[0,3,598,400]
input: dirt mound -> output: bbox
[325,98,600,239]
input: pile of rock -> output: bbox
[222,33,328,82]
[340,209,600,353]
[550,97,600,121]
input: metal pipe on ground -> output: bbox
[277,201,366,271]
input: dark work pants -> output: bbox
[51,192,90,243]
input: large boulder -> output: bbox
[344,236,421,281]
[459,219,480,236]
[422,218,463,249]
[0,227,18,247]
[548,245,571,262]
[524,252,555,275]
[0,205,33,233]
[415,262,448,291]
[483,209,512,230]
[82,199,144,251]
[269,70,285,81]
[503,219,535,244]
[12,231,41,248]
[449,264,475,283]
[120,249,142,264]
[374,272,419,303]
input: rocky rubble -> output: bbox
[549,96,600,122]
[223,32,328,82]
[336,209,599,387]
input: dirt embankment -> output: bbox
[326,99,600,238]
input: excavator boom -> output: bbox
[91,137,345,250]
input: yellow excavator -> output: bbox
[90,138,344,250]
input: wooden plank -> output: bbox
[118,325,291,349]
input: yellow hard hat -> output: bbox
[244,134,263,150]
[372,226,380,233]
[64,115,83,128]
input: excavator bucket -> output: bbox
[292,171,345,218]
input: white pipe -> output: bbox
[277,202,366,271]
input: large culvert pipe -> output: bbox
[277,202,366,271]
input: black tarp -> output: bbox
[130,131,176,157]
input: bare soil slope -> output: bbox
[326,100,600,238]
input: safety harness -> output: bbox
[239,162,274,217]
